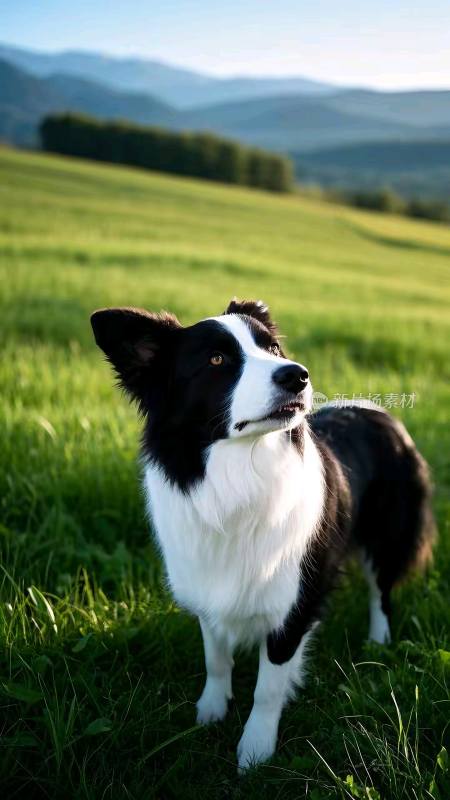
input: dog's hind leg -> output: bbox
[362,558,391,645]
[196,617,234,724]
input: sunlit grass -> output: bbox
[1,145,450,798]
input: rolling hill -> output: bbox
[0,58,67,145]
[296,140,450,171]
[45,73,177,127]
[325,89,450,128]
[292,140,450,201]
[0,59,176,146]
[180,94,418,151]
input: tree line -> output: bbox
[298,182,450,223]
[40,113,294,192]
[336,186,450,222]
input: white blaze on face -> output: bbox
[208,315,312,438]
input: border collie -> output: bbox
[91,298,435,771]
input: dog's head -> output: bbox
[91,298,312,443]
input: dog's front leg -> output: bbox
[237,627,316,772]
[236,639,290,771]
[196,617,234,723]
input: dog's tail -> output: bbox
[391,415,437,577]
[412,457,437,573]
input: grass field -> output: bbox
[1,146,450,800]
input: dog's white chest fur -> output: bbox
[145,429,324,645]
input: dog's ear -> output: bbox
[223,298,279,337]
[91,307,182,408]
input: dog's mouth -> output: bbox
[234,401,303,432]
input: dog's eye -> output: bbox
[210,354,223,366]
[270,343,280,356]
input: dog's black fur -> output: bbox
[269,405,434,664]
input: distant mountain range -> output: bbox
[0,59,175,147]
[179,94,433,152]
[3,43,450,202]
[3,55,450,155]
[0,43,335,109]
[296,140,450,171]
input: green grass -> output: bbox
[1,145,450,800]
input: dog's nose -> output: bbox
[272,363,309,393]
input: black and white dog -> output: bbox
[91,298,435,771]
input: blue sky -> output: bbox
[1,0,450,89]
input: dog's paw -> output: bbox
[368,609,391,645]
[196,680,231,724]
[237,715,277,773]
